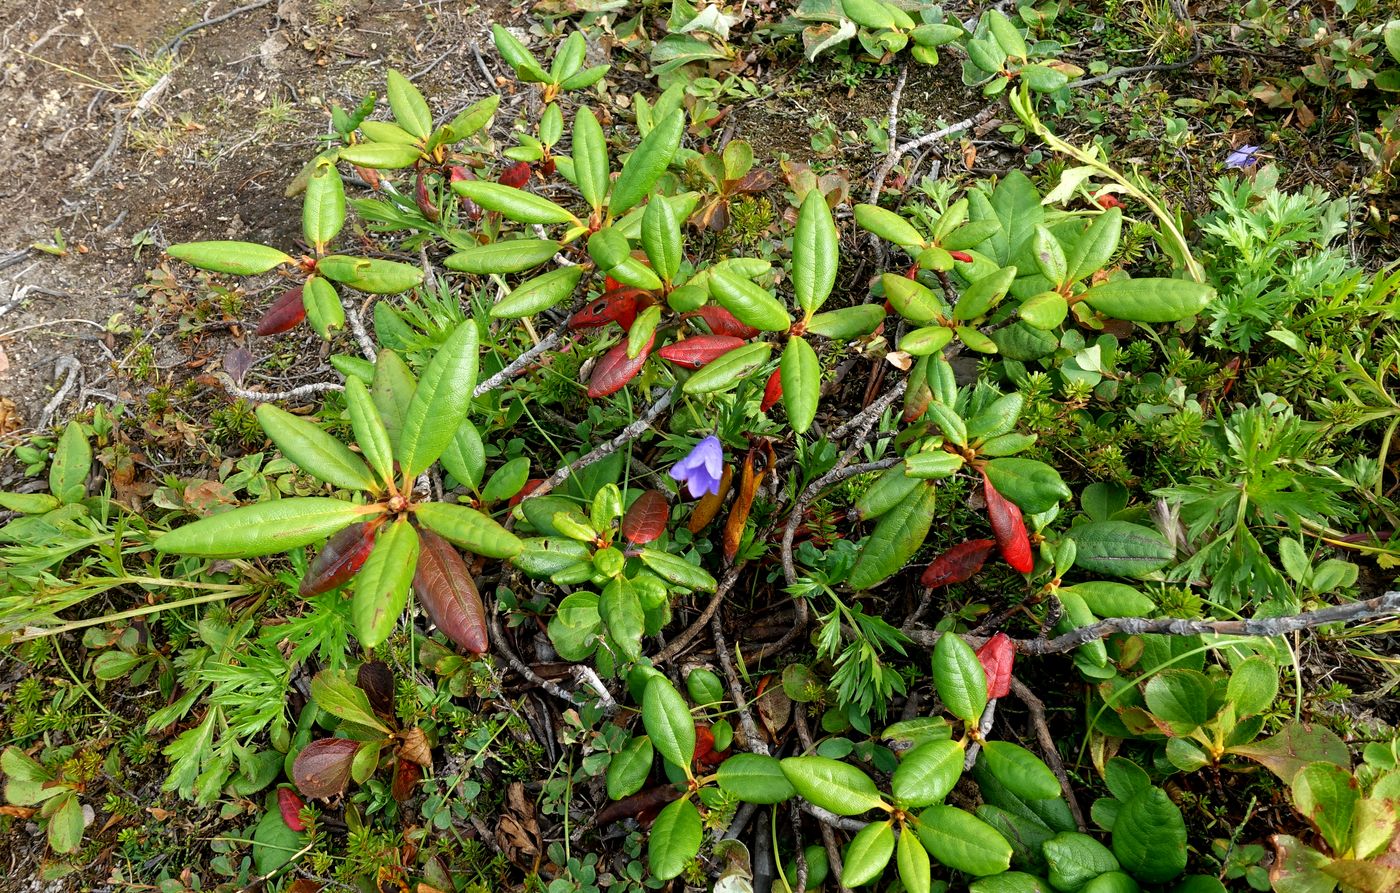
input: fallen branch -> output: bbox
[867,107,999,206]
[653,563,745,665]
[215,374,344,403]
[489,614,583,706]
[712,611,770,756]
[528,389,674,500]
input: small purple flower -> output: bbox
[1225,144,1262,169]
[670,435,724,498]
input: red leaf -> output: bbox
[277,787,306,831]
[690,305,760,339]
[976,632,1015,700]
[622,489,670,544]
[587,333,654,398]
[570,288,643,332]
[760,367,783,412]
[415,170,441,222]
[509,479,544,508]
[300,521,379,597]
[292,738,362,799]
[1095,193,1123,210]
[920,539,998,588]
[412,529,489,654]
[391,757,423,802]
[694,724,715,766]
[657,335,746,370]
[948,250,974,264]
[983,473,1033,573]
[255,285,306,336]
[499,161,531,189]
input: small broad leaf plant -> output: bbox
[155,322,521,651]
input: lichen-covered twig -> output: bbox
[530,389,674,499]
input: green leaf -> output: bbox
[2,747,59,807]
[548,591,602,660]
[611,109,684,215]
[883,273,946,324]
[1070,521,1175,577]
[49,420,91,504]
[257,403,377,492]
[302,276,345,339]
[913,805,1013,876]
[599,578,645,661]
[1226,656,1279,718]
[252,804,305,875]
[1019,291,1069,330]
[932,633,988,724]
[681,341,773,395]
[351,517,420,648]
[155,498,375,558]
[982,742,1060,801]
[781,336,821,434]
[648,797,702,880]
[1067,209,1122,283]
[843,821,896,887]
[303,158,346,251]
[1020,64,1069,93]
[709,266,792,331]
[987,9,1027,60]
[1059,582,1154,618]
[452,180,578,224]
[983,458,1071,514]
[717,753,797,804]
[446,94,500,140]
[897,825,933,893]
[793,190,838,316]
[849,481,937,590]
[167,241,293,275]
[807,304,889,340]
[0,491,58,513]
[1043,831,1121,892]
[492,266,585,318]
[444,239,560,274]
[316,255,423,294]
[414,501,523,559]
[550,30,586,82]
[643,676,695,773]
[1111,786,1187,882]
[1227,721,1350,782]
[955,266,1017,322]
[573,107,609,212]
[46,791,84,853]
[344,378,394,486]
[1144,669,1215,731]
[491,24,547,81]
[855,204,926,248]
[1080,278,1214,323]
[482,457,531,504]
[892,739,964,807]
[969,871,1053,893]
[1030,226,1067,287]
[336,142,424,169]
[310,669,392,733]
[385,69,432,138]
[1292,762,1358,854]
[607,735,654,800]
[371,349,416,450]
[397,320,479,480]
[642,198,682,285]
[780,756,887,815]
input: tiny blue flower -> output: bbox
[1225,144,1262,169]
[670,435,724,498]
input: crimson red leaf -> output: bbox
[292,738,362,799]
[499,161,532,189]
[622,489,670,544]
[415,170,440,222]
[949,250,974,263]
[509,479,544,507]
[658,335,746,370]
[412,529,489,654]
[277,787,307,831]
[256,285,306,336]
[588,333,654,398]
[983,473,1033,573]
[300,521,379,597]
[690,305,760,339]
[920,539,997,588]
[570,287,643,332]
[760,367,783,413]
[976,631,1015,700]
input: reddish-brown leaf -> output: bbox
[903,375,932,422]
[734,169,777,194]
[587,333,654,398]
[300,521,379,597]
[570,288,643,332]
[596,784,682,827]
[357,660,395,719]
[976,632,1015,700]
[760,367,783,412]
[277,787,307,831]
[499,161,531,189]
[391,756,422,802]
[695,724,731,769]
[255,285,306,336]
[622,489,670,544]
[657,335,746,370]
[412,529,489,654]
[983,473,1034,573]
[920,539,998,588]
[687,465,733,533]
[292,738,363,799]
[415,169,441,223]
[450,166,481,220]
[690,305,760,339]
[723,448,760,562]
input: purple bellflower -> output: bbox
[1225,145,1262,169]
[670,435,724,498]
